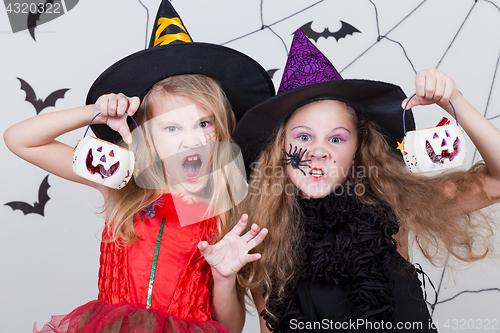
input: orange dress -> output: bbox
[34,194,230,333]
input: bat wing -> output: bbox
[4,201,35,215]
[36,175,51,216]
[332,21,361,41]
[27,11,42,41]
[27,0,55,41]
[299,21,322,43]
[38,175,51,204]
[41,88,70,113]
[266,69,279,80]
[17,77,39,109]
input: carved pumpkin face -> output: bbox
[401,123,466,173]
[72,136,135,189]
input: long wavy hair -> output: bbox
[104,74,245,244]
[238,100,497,310]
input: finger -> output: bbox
[246,228,268,249]
[442,77,456,103]
[198,241,212,256]
[107,94,119,117]
[114,118,132,145]
[116,94,130,117]
[241,223,261,243]
[230,214,249,236]
[117,122,133,145]
[402,95,418,110]
[127,97,141,116]
[424,70,437,100]
[97,95,110,116]
[434,71,446,101]
[401,98,408,110]
[414,70,427,98]
[245,253,262,263]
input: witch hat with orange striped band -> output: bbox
[148,0,192,47]
[87,0,275,144]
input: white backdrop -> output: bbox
[1,0,500,332]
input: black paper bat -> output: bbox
[27,0,55,41]
[17,77,69,114]
[299,21,360,43]
[266,69,280,80]
[5,175,51,216]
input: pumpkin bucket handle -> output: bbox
[402,93,458,135]
[82,113,140,156]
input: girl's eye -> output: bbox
[298,134,310,142]
[164,126,178,132]
[330,136,343,143]
[199,121,210,128]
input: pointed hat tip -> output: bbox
[277,28,343,94]
[149,0,193,48]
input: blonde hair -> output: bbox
[238,100,496,307]
[237,125,301,304]
[105,74,244,244]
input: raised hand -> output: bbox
[198,214,268,279]
[93,93,140,144]
[402,68,459,113]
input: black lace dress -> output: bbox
[262,187,438,333]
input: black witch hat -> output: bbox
[87,0,275,143]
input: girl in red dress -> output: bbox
[4,1,274,332]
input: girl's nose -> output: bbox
[309,145,328,161]
[182,129,205,149]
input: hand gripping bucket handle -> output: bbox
[402,93,459,135]
[83,113,141,154]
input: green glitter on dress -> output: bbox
[146,217,166,309]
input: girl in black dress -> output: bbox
[233,29,499,332]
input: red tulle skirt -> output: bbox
[33,300,231,333]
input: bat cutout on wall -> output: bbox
[17,78,69,114]
[27,0,55,41]
[266,69,280,80]
[299,21,361,43]
[4,175,51,216]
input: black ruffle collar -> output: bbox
[263,185,400,332]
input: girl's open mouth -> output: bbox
[309,168,325,180]
[182,154,203,181]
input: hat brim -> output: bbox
[232,79,415,171]
[86,42,275,143]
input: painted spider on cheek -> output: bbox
[281,144,312,176]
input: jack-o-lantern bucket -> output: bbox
[399,95,466,173]
[72,114,139,189]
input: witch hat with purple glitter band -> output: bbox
[233,28,415,172]
[278,29,342,94]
